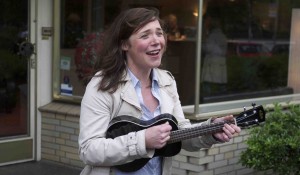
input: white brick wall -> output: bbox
[40,103,84,168]
[39,102,274,175]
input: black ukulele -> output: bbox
[106,104,265,172]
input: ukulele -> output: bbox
[106,104,265,172]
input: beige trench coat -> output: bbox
[78,68,219,175]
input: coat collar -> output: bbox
[119,68,174,111]
[122,68,174,87]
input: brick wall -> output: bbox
[39,102,84,168]
[39,102,272,175]
[171,130,271,175]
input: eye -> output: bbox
[156,31,163,37]
[140,34,149,39]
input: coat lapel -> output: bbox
[119,73,141,111]
[155,69,175,115]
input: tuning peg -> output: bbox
[243,107,246,112]
[252,103,256,108]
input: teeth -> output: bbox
[147,50,159,55]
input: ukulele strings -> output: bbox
[169,122,226,143]
[235,112,255,123]
[169,109,258,143]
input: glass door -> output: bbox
[0,0,35,165]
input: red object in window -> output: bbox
[75,32,104,81]
[227,41,272,58]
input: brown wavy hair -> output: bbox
[92,7,166,93]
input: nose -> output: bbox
[151,35,160,45]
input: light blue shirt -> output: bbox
[115,69,162,175]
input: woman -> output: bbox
[79,8,240,175]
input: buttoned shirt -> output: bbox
[115,69,162,175]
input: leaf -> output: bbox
[240,103,300,174]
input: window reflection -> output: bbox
[200,0,298,104]
[59,0,199,105]
[57,0,300,106]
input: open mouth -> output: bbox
[146,49,160,56]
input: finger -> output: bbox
[222,133,231,142]
[224,124,236,134]
[160,130,170,139]
[162,135,170,142]
[213,115,233,123]
[157,136,170,148]
[223,115,234,121]
[161,122,172,132]
[223,126,234,139]
[230,124,241,133]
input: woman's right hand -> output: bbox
[145,122,172,149]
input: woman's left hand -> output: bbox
[212,115,241,142]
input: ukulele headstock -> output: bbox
[236,103,266,128]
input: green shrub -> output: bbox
[240,103,300,175]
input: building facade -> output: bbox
[1,0,300,174]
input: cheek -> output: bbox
[135,42,149,52]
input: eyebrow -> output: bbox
[139,27,163,34]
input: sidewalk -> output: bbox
[0,160,81,175]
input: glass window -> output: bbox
[54,0,199,103]
[200,0,300,106]
[57,0,99,99]
[54,0,300,115]
[0,0,29,138]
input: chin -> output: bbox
[153,61,162,68]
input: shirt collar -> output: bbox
[127,69,158,88]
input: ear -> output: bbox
[121,40,129,51]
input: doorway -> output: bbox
[0,0,35,165]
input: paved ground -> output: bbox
[0,161,82,175]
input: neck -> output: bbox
[142,81,152,89]
[128,67,153,88]
[140,74,152,89]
